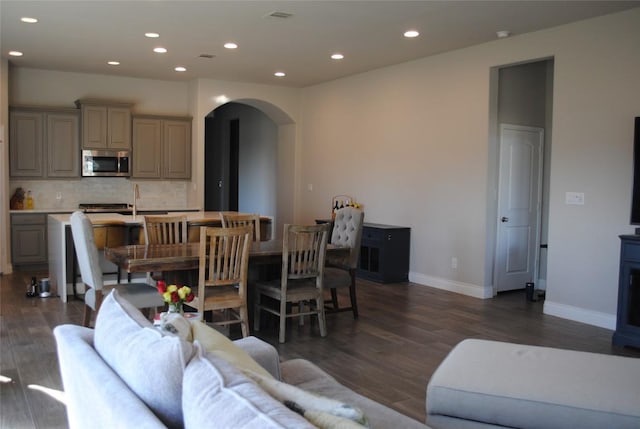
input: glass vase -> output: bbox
[168,303,183,315]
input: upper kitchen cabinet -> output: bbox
[132,115,192,179]
[75,99,132,150]
[10,107,80,178]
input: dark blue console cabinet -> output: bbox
[613,235,640,348]
[357,223,410,283]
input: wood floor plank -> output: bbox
[2,271,639,428]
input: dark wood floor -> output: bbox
[2,270,639,428]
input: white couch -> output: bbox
[54,289,640,428]
[54,290,428,429]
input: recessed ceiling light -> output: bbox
[224,42,238,49]
[145,32,160,38]
[404,30,420,38]
[496,30,511,38]
[21,17,38,24]
[9,51,23,57]
[274,72,286,77]
[331,53,344,60]
[175,66,187,72]
[153,47,167,53]
[107,61,120,66]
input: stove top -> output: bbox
[78,203,133,214]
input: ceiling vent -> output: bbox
[199,54,215,59]
[266,11,293,19]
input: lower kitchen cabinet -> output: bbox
[358,223,410,283]
[11,213,48,268]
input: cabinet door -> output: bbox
[163,119,191,179]
[11,224,47,264]
[108,106,131,149]
[9,111,44,177]
[132,118,162,178]
[81,105,107,149]
[47,113,80,177]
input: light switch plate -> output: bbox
[566,192,585,205]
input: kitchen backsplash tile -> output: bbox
[9,179,188,210]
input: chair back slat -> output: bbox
[283,224,329,281]
[143,215,188,245]
[220,213,261,242]
[199,226,252,290]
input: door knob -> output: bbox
[501,216,509,222]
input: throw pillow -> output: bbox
[182,342,315,429]
[94,290,194,428]
[190,320,273,379]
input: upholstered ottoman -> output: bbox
[426,339,640,429]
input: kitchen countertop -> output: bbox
[10,207,201,214]
[48,211,272,225]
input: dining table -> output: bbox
[104,239,349,275]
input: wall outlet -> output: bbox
[451,257,458,269]
[56,192,63,200]
[565,192,585,205]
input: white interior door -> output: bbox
[495,124,544,293]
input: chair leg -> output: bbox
[254,292,261,332]
[82,305,92,327]
[279,299,287,343]
[240,304,249,338]
[316,297,327,337]
[349,270,359,319]
[330,288,339,310]
[298,301,305,326]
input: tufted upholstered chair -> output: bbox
[324,207,364,318]
[70,211,164,327]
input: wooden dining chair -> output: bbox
[143,214,188,245]
[143,214,188,283]
[184,226,252,337]
[324,206,364,318]
[70,211,164,327]
[254,223,329,343]
[220,213,261,242]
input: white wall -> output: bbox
[4,8,639,329]
[298,8,640,327]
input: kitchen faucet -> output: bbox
[132,184,140,219]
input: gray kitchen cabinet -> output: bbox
[76,99,132,150]
[11,213,47,268]
[132,115,191,179]
[9,107,80,178]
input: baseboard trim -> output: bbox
[409,272,493,299]
[543,300,616,330]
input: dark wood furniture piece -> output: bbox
[358,223,410,283]
[613,235,640,348]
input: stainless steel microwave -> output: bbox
[82,150,130,177]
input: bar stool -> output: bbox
[72,220,127,299]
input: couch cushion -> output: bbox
[281,359,430,429]
[190,320,274,379]
[182,342,315,429]
[427,339,640,429]
[95,290,194,429]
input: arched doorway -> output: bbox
[205,102,277,215]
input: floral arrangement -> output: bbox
[156,280,194,312]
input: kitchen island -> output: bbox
[47,211,273,302]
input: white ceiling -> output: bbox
[2,1,639,88]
